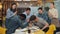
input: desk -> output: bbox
[14,26,45,34]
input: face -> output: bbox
[26,10,30,15]
[32,18,37,23]
[50,3,54,9]
[12,5,16,9]
[38,9,43,14]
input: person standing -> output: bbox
[48,2,60,34]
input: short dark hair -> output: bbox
[11,3,16,6]
[51,2,55,5]
[38,7,42,10]
[19,14,26,20]
[26,8,31,11]
[30,15,36,21]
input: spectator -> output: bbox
[48,2,60,34]
[35,7,51,24]
[23,8,32,22]
[5,3,22,34]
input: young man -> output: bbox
[19,14,28,29]
[29,15,49,32]
[23,8,32,22]
[35,7,51,25]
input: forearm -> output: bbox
[41,24,49,30]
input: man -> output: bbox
[23,8,32,22]
[35,7,51,25]
[29,15,49,32]
[19,14,28,29]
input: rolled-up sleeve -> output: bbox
[40,18,48,25]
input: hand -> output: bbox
[14,11,17,15]
[41,29,43,31]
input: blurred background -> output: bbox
[0,0,60,27]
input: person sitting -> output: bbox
[35,7,51,25]
[23,8,32,22]
[19,14,29,29]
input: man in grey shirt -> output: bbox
[29,15,49,32]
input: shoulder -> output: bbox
[23,11,26,13]
[7,8,10,11]
[23,12,26,14]
[7,8,11,12]
[54,8,58,11]
[38,17,44,21]
[38,17,47,23]
[34,13,38,16]
[44,12,48,16]
[49,9,51,11]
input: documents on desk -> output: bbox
[14,26,45,34]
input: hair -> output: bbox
[10,3,17,13]
[38,7,43,10]
[26,8,31,11]
[29,15,36,21]
[44,7,50,11]
[19,14,26,20]
[51,2,55,5]
[50,2,55,8]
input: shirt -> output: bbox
[6,8,15,19]
[19,17,28,28]
[49,8,58,18]
[33,18,48,29]
[23,12,32,20]
[35,12,51,24]
[36,12,48,21]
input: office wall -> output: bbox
[55,1,60,18]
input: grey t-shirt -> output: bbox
[34,17,47,29]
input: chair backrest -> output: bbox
[46,24,56,34]
[0,27,6,34]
